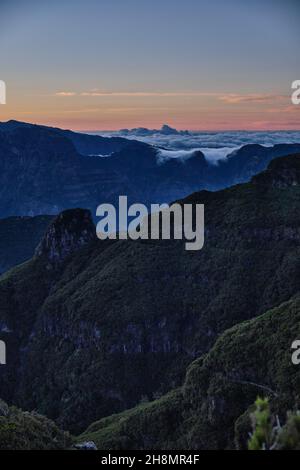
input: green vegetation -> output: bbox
[248,397,274,450]
[248,397,300,450]
[0,153,300,446]
[79,389,184,450]
[0,399,72,450]
[79,294,300,449]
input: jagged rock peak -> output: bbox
[252,153,300,188]
[35,208,96,263]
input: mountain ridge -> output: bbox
[0,121,300,219]
[0,152,299,434]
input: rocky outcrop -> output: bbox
[35,209,96,264]
[74,441,97,450]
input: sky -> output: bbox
[0,0,299,130]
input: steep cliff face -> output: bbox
[0,126,132,217]
[0,209,97,410]
[79,295,300,450]
[0,154,299,434]
[35,209,96,265]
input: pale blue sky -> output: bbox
[0,0,299,130]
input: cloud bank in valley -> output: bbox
[156,147,236,165]
[93,127,300,164]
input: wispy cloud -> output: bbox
[55,90,220,98]
[81,91,221,97]
[54,90,289,106]
[218,93,287,104]
[55,91,77,96]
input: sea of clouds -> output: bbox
[93,129,300,164]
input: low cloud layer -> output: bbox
[96,128,300,163]
[156,147,236,165]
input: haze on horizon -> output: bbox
[0,0,299,131]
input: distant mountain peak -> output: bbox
[118,124,190,136]
[160,124,179,135]
[35,208,96,264]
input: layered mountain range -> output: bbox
[0,153,299,449]
[0,120,300,218]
